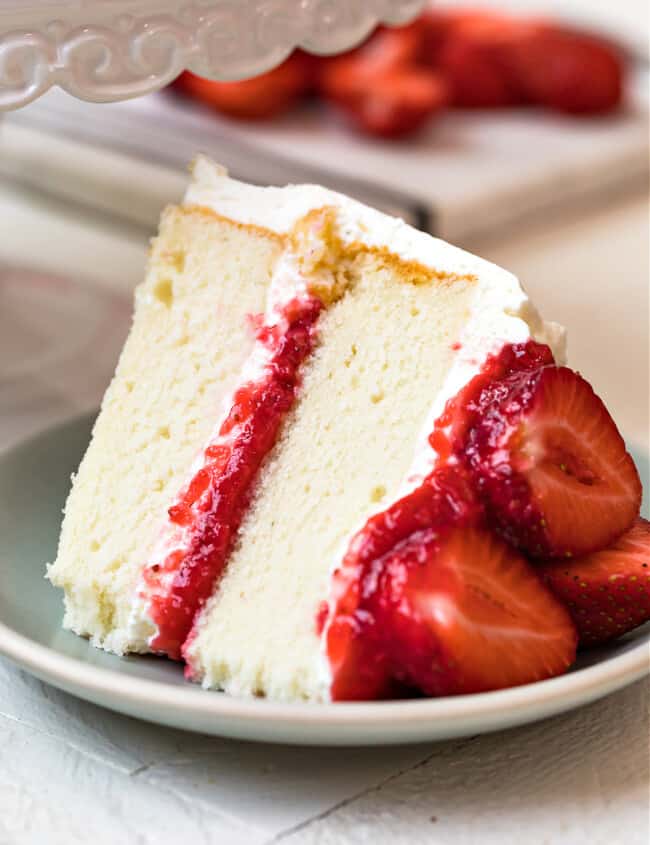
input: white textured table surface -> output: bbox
[0,173,648,842]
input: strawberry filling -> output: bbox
[141,295,322,660]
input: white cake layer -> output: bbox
[48,207,283,653]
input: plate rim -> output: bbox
[0,413,648,744]
[0,615,648,740]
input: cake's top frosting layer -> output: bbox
[185,156,566,365]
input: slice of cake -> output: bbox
[48,157,644,702]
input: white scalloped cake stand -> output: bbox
[0,0,425,110]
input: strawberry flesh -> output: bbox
[463,366,642,558]
[539,518,650,646]
[370,525,578,695]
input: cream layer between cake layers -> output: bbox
[48,157,565,701]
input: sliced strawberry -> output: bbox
[323,65,447,139]
[317,20,429,93]
[327,465,483,700]
[435,35,519,108]
[371,525,577,695]
[464,366,642,558]
[324,611,395,702]
[172,51,314,120]
[326,458,577,700]
[354,21,430,71]
[424,10,550,108]
[317,21,447,139]
[506,28,625,115]
[540,518,650,646]
[420,10,624,115]
[419,8,457,57]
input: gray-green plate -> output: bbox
[0,414,648,745]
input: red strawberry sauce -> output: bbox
[322,340,555,700]
[141,295,322,660]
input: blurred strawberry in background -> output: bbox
[321,66,448,139]
[318,22,448,138]
[427,9,542,107]
[175,51,316,120]
[503,27,624,114]
[172,5,627,139]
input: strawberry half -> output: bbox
[172,51,314,120]
[318,23,447,140]
[371,525,577,695]
[317,20,430,92]
[464,366,642,558]
[327,465,483,701]
[431,14,539,108]
[421,9,553,108]
[540,518,650,646]
[321,63,447,139]
[435,34,518,108]
[506,28,625,115]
